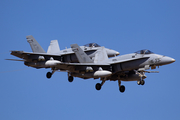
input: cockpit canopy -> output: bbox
[84,43,101,47]
[135,49,153,54]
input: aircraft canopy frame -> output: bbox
[84,43,101,47]
[135,49,154,54]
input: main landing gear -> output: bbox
[68,73,74,82]
[46,71,74,83]
[68,76,74,82]
[95,80,105,91]
[46,72,52,78]
[46,70,56,79]
[118,80,125,93]
[95,80,125,93]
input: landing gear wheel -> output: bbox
[68,76,74,82]
[137,81,141,85]
[141,80,145,85]
[119,85,125,93]
[95,83,102,90]
[46,72,52,79]
[137,80,145,85]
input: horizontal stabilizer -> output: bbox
[26,35,46,53]
[145,71,159,73]
[71,44,93,63]
[47,40,61,54]
[5,59,25,61]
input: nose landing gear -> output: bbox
[137,80,145,85]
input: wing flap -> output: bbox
[10,51,61,61]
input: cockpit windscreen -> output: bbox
[135,49,153,54]
[84,43,101,47]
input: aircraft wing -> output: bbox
[52,62,110,73]
[10,51,61,61]
[58,62,110,66]
[54,57,149,70]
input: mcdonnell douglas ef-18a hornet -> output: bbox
[8,35,119,64]
[7,37,175,93]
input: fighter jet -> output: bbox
[8,35,119,67]
[41,44,174,93]
[7,41,175,93]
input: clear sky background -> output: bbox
[0,0,179,120]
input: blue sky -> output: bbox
[0,0,180,120]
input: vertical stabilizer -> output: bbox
[94,47,108,63]
[47,40,61,54]
[71,44,93,63]
[26,35,45,53]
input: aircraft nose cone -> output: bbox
[171,58,176,63]
[160,56,175,65]
[116,52,120,55]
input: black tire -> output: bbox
[95,83,101,90]
[119,85,125,93]
[68,76,74,82]
[141,80,145,85]
[46,72,52,79]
